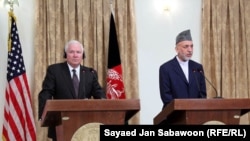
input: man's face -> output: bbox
[66,43,83,68]
[175,40,193,61]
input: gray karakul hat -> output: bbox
[176,29,192,44]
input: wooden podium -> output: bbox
[41,99,140,141]
[154,98,250,125]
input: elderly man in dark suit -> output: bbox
[38,40,106,141]
[159,29,207,109]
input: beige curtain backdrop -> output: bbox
[202,0,250,124]
[32,0,139,140]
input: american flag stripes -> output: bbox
[2,12,36,141]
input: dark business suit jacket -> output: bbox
[38,62,106,140]
[159,57,207,109]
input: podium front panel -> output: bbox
[57,111,126,141]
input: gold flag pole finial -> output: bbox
[6,0,18,52]
[4,0,19,12]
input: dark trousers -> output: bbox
[48,126,57,141]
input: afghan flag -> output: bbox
[106,13,126,99]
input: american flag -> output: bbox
[106,13,126,99]
[2,12,36,141]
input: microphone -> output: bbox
[192,69,203,98]
[89,68,95,73]
[196,68,221,99]
[89,68,98,80]
[81,68,95,73]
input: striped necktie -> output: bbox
[72,69,79,98]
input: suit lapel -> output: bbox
[173,58,188,84]
[188,61,197,87]
[78,66,86,98]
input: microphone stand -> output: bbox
[198,69,222,99]
[192,70,204,98]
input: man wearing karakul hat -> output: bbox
[158,29,207,109]
[175,29,193,44]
